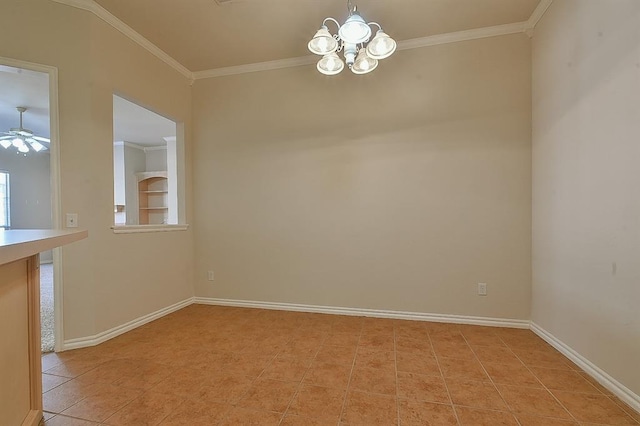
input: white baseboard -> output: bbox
[531,322,640,413]
[193,297,530,329]
[61,297,195,351]
[56,294,638,416]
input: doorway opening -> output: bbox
[0,59,60,353]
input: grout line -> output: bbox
[496,333,582,424]
[337,321,363,425]
[429,327,462,426]
[461,329,523,425]
[393,324,401,426]
[276,323,327,426]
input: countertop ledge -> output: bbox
[0,229,88,266]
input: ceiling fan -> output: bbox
[0,107,50,154]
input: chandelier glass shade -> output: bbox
[308,2,396,76]
[0,107,49,154]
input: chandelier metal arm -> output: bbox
[322,17,341,32]
[368,22,382,32]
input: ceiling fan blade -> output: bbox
[32,136,50,143]
[0,136,14,140]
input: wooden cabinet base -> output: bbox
[22,410,43,426]
[0,255,42,426]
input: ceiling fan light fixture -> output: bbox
[13,128,33,137]
[1,107,50,154]
[30,140,45,152]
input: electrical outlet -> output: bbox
[66,213,78,228]
[478,282,487,296]
[207,271,215,281]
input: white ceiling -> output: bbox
[92,0,542,72]
[113,95,176,147]
[0,65,50,141]
[0,66,175,150]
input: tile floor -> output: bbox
[41,305,640,425]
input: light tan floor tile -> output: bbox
[341,391,398,425]
[43,373,71,393]
[219,407,283,425]
[395,336,434,354]
[472,345,522,365]
[446,378,507,410]
[303,360,352,390]
[397,372,450,403]
[237,378,299,413]
[286,384,345,422]
[438,356,489,381]
[61,384,142,422]
[315,344,357,366]
[455,406,519,425]
[530,367,602,394]
[39,306,633,426]
[398,399,457,425]
[158,399,230,425]
[350,365,396,395]
[552,390,638,425]
[45,415,100,425]
[482,361,543,387]
[396,351,441,376]
[358,333,395,351]
[432,341,477,359]
[497,384,572,419]
[354,347,395,372]
[515,414,580,425]
[103,390,184,426]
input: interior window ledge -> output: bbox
[111,224,189,234]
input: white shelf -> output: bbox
[137,172,169,225]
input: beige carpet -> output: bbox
[40,263,54,353]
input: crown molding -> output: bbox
[193,56,317,79]
[48,0,550,81]
[144,145,168,152]
[114,140,145,151]
[49,0,193,80]
[397,21,528,51]
[527,0,554,30]
[193,21,531,80]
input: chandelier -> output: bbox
[308,0,397,75]
[0,107,49,154]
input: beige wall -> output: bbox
[0,150,53,262]
[532,0,640,395]
[0,150,52,230]
[0,0,194,340]
[193,34,532,319]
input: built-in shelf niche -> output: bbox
[137,171,168,225]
